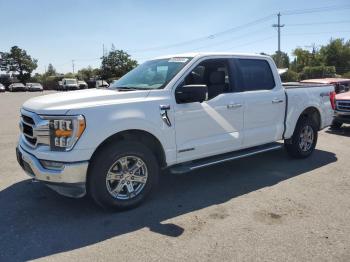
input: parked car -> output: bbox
[87,79,109,89]
[78,80,88,89]
[9,83,26,92]
[300,78,350,128]
[96,80,109,88]
[329,90,350,129]
[16,53,334,210]
[61,78,79,91]
[26,83,43,92]
[0,83,5,92]
[301,78,350,94]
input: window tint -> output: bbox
[237,59,275,91]
[183,59,231,100]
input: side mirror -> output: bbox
[175,84,208,104]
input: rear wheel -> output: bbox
[285,117,318,158]
[88,140,159,210]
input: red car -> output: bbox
[301,78,350,128]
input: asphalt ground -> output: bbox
[0,91,349,261]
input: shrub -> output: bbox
[281,70,299,82]
[342,71,350,78]
[300,66,336,80]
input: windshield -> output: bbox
[65,79,77,85]
[109,57,192,90]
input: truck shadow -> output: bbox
[326,125,350,137]
[0,149,336,261]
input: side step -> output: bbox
[169,142,283,174]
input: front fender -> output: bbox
[72,104,177,165]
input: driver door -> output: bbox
[173,58,244,163]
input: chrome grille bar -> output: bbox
[336,100,350,112]
[20,110,50,148]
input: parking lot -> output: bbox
[0,91,350,261]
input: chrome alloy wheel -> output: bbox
[299,125,314,152]
[105,156,148,200]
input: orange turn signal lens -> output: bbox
[55,129,73,137]
[77,118,86,138]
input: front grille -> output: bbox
[20,111,50,148]
[336,100,350,112]
[22,115,35,125]
[21,114,36,146]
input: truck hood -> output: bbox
[336,91,350,100]
[22,89,150,115]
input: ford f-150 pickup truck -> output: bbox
[16,53,335,210]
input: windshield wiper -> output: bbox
[115,86,152,91]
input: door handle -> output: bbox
[227,103,242,109]
[272,99,284,104]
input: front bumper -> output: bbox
[334,110,350,124]
[16,145,88,198]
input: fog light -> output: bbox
[40,160,64,170]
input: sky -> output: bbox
[0,0,350,74]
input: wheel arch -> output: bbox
[88,129,167,170]
[298,106,322,130]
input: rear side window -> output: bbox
[236,59,275,91]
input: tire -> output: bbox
[88,140,159,210]
[284,117,318,159]
[330,120,342,129]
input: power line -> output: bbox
[285,30,350,36]
[128,4,350,53]
[281,4,350,16]
[126,15,275,53]
[288,20,350,27]
[226,35,276,51]
[190,27,271,51]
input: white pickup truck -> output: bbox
[16,53,335,210]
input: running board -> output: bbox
[169,142,283,174]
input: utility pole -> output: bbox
[72,60,75,74]
[272,12,285,67]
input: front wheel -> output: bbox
[284,117,318,158]
[88,140,159,210]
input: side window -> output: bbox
[236,59,275,91]
[183,59,231,100]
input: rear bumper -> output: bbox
[16,145,88,198]
[334,110,350,124]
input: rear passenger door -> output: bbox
[234,58,286,147]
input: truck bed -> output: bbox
[283,82,330,89]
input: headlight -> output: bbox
[43,115,86,151]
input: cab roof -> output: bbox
[153,52,269,60]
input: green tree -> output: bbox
[101,46,137,80]
[290,48,314,73]
[319,38,350,74]
[77,66,100,81]
[1,46,38,82]
[46,63,56,76]
[271,51,290,68]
